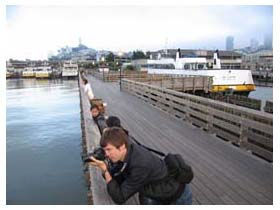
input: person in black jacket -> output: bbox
[90,104,107,134]
[88,127,192,205]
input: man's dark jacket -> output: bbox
[106,142,181,204]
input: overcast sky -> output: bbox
[6,5,273,60]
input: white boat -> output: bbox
[145,50,255,95]
[34,66,51,78]
[62,61,79,77]
[22,67,35,78]
[6,67,14,78]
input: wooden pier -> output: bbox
[79,74,272,205]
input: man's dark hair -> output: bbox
[90,104,99,111]
[106,116,121,128]
[100,127,128,148]
[83,79,88,84]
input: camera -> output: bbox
[83,147,106,162]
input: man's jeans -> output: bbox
[139,184,192,205]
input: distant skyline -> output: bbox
[6,5,273,60]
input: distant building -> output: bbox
[264,34,272,50]
[250,38,259,52]
[241,50,273,71]
[226,36,234,50]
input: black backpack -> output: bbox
[164,153,193,184]
[130,136,194,184]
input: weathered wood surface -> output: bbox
[122,79,273,162]
[264,100,273,114]
[87,75,272,205]
[94,71,148,82]
[79,74,139,205]
[134,75,212,93]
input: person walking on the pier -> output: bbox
[88,127,192,205]
[90,104,107,134]
[83,78,94,100]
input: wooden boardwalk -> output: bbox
[87,75,273,205]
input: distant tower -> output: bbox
[226,36,234,50]
[264,34,272,50]
[250,38,259,51]
[79,37,82,46]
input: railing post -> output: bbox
[239,114,248,149]
[183,77,185,92]
[192,77,196,94]
[206,105,214,133]
[120,68,122,91]
[184,95,191,122]
[102,69,104,82]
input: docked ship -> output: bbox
[6,71,13,78]
[22,67,35,78]
[34,66,52,79]
[62,61,79,78]
[145,50,255,95]
[6,68,14,78]
[6,67,17,78]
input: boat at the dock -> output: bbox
[62,61,79,78]
[6,71,13,78]
[145,50,256,95]
[22,67,35,78]
[6,67,16,78]
[34,66,52,78]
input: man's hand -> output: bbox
[88,156,107,172]
[89,156,112,183]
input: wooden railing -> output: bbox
[133,75,213,93]
[264,101,273,114]
[207,94,262,111]
[94,71,148,82]
[122,79,273,162]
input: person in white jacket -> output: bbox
[83,79,94,100]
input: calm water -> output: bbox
[6,79,87,204]
[249,86,273,110]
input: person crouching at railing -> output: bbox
[90,104,107,134]
[87,127,192,205]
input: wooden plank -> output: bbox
[212,126,240,144]
[189,116,207,128]
[247,130,273,148]
[243,118,273,135]
[188,108,208,121]
[247,143,273,162]
[212,117,240,134]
